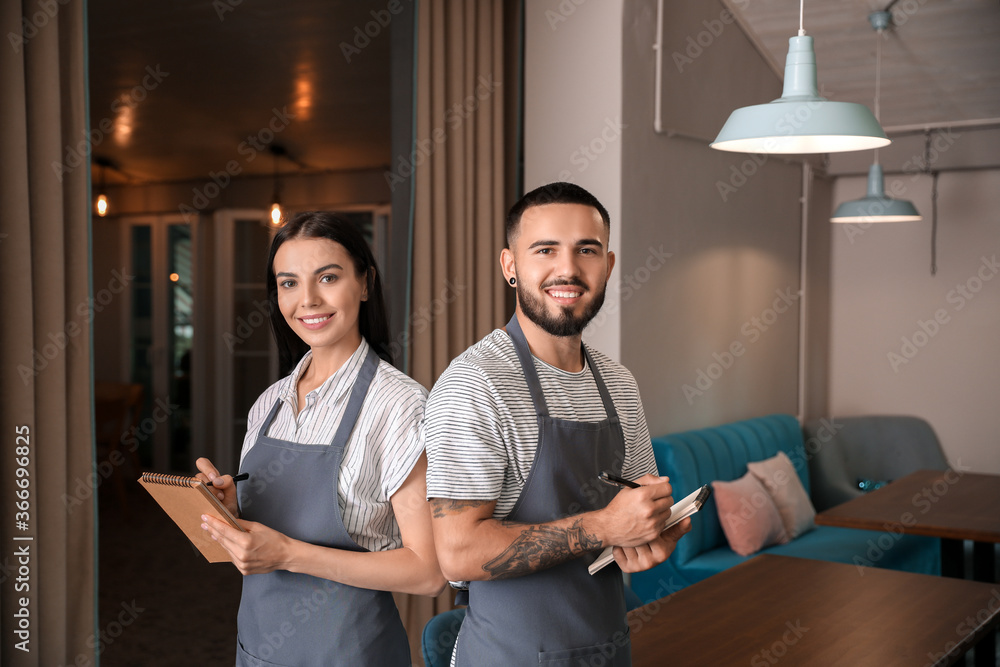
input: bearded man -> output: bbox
[424,182,691,666]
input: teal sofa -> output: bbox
[629,414,941,603]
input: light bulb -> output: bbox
[270,202,282,226]
[96,194,109,217]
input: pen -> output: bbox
[598,470,640,489]
[204,473,249,487]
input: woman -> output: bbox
[197,211,445,666]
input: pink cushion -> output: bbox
[747,451,816,539]
[712,472,788,557]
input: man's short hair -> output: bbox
[505,182,611,248]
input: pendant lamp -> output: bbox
[831,11,921,223]
[711,0,890,154]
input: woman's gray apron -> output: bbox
[235,348,410,666]
[454,313,631,666]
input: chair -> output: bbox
[804,415,949,512]
[94,382,145,507]
[420,583,645,666]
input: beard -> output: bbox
[517,278,607,337]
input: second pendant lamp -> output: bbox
[830,11,921,224]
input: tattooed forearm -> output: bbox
[430,498,493,519]
[483,518,602,580]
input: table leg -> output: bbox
[972,542,996,667]
[941,538,964,579]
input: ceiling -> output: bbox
[88,0,1000,186]
[728,0,1000,130]
[88,0,392,184]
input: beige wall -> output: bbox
[618,0,832,435]
[523,0,624,359]
[829,166,1000,474]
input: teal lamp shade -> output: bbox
[831,163,921,223]
[712,36,890,154]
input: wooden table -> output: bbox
[628,554,1000,667]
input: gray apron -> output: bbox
[234,347,410,666]
[454,313,631,666]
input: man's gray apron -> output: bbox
[234,347,410,666]
[455,313,631,666]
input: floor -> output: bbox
[97,479,243,666]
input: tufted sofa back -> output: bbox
[649,414,807,566]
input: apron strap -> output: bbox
[582,346,620,427]
[329,346,381,450]
[507,313,621,426]
[257,399,283,440]
[505,313,550,417]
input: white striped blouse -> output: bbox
[239,339,427,552]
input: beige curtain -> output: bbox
[0,1,95,666]
[399,0,512,663]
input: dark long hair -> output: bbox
[266,211,392,375]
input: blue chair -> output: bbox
[421,584,646,666]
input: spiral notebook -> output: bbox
[588,484,712,575]
[138,472,246,563]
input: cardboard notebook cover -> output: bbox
[138,472,246,563]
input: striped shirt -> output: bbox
[240,339,427,553]
[424,329,657,518]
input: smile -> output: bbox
[300,315,331,325]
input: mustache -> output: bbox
[539,278,588,291]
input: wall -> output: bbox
[618,0,833,435]
[523,0,625,360]
[828,165,1000,474]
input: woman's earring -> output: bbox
[509,277,516,286]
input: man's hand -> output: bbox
[195,457,240,517]
[589,474,676,547]
[612,517,691,573]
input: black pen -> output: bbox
[598,470,640,489]
[204,473,249,487]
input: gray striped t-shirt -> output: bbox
[424,329,657,518]
[240,339,427,552]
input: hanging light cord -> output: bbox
[923,131,938,276]
[873,27,883,164]
[798,0,805,36]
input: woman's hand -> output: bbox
[200,514,294,575]
[195,457,240,517]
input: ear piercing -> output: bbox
[509,277,516,285]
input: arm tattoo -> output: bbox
[430,498,492,519]
[483,518,602,580]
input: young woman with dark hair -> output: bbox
[196,212,444,666]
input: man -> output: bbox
[424,182,690,666]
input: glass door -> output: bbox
[124,215,196,472]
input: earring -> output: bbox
[509,277,516,286]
